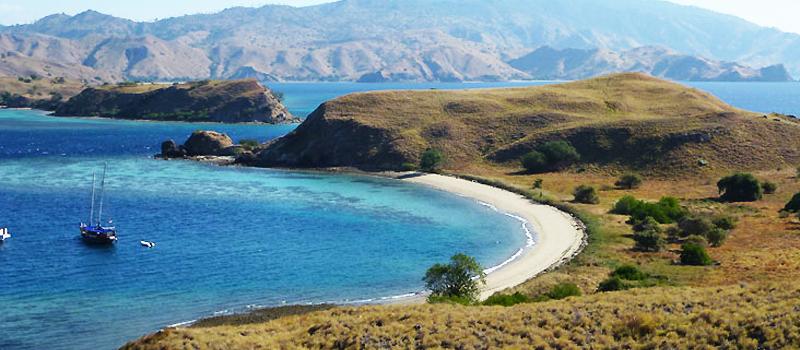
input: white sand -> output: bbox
[399,173,586,301]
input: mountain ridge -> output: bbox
[1,0,799,82]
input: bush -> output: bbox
[684,235,709,247]
[521,151,548,173]
[400,162,417,171]
[611,265,648,281]
[238,139,259,150]
[423,253,486,302]
[612,195,640,215]
[546,283,582,300]
[632,216,661,233]
[680,243,713,266]
[573,185,600,204]
[539,140,580,168]
[616,173,643,190]
[678,216,716,237]
[427,295,475,305]
[520,140,580,173]
[783,192,800,212]
[717,173,763,202]
[712,216,737,231]
[762,181,777,194]
[482,292,531,306]
[632,229,666,252]
[613,196,686,224]
[706,228,728,247]
[420,148,444,172]
[598,276,626,292]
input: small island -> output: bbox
[53,79,298,124]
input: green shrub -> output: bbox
[762,181,778,194]
[573,185,600,204]
[615,173,643,190]
[680,243,713,266]
[546,283,582,300]
[521,151,548,173]
[678,216,716,237]
[706,228,728,247]
[598,276,627,292]
[239,139,259,150]
[539,140,580,168]
[400,162,418,171]
[632,216,661,233]
[427,295,475,305]
[611,265,648,281]
[712,216,737,231]
[613,196,686,224]
[717,173,763,202]
[482,292,531,306]
[612,195,640,215]
[423,253,485,302]
[783,192,800,212]
[420,148,444,172]
[632,229,666,252]
[684,235,709,247]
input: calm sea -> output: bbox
[0,80,798,350]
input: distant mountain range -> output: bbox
[0,0,798,83]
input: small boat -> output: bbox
[80,163,117,245]
[0,227,10,242]
[140,240,156,248]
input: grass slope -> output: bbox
[0,76,85,109]
[123,282,800,349]
[258,73,800,175]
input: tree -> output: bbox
[680,243,713,266]
[532,178,544,198]
[615,173,643,190]
[678,216,716,238]
[573,185,600,204]
[784,192,800,212]
[423,253,486,302]
[539,140,580,169]
[632,216,661,233]
[717,173,763,202]
[762,181,777,195]
[521,151,548,173]
[706,228,728,247]
[597,276,626,292]
[420,148,444,172]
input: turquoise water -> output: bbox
[1,80,798,350]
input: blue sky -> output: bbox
[1,0,799,34]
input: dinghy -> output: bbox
[0,227,10,242]
[140,241,156,248]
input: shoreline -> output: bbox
[393,173,586,301]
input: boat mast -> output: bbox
[97,163,107,225]
[89,171,96,224]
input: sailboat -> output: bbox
[0,227,10,242]
[80,163,117,244]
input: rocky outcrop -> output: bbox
[159,131,245,159]
[54,79,299,124]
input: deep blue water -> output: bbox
[1,80,798,350]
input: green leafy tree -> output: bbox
[717,173,763,202]
[680,243,713,266]
[573,185,600,204]
[611,265,648,281]
[539,140,580,169]
[424,253,486,302]
[784,192,800,212]
[521,151,548,173]
[632,229,665,252]
[420,148,444,172]
[706,228,728,247]
[615,173,643,190]
[532,178,544,197]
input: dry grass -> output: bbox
[123,282,800,349]
[0,76,85,100]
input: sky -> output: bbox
[1,0,800,35]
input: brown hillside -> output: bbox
[255,73,799,175]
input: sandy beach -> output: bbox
[399,173,587,301]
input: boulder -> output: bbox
[183,131,234,156]
[160,139,187,158]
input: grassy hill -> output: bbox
[54,79,298,124]
[255,73,800,175]
[124,281,799,349]
[0,75,85,110]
